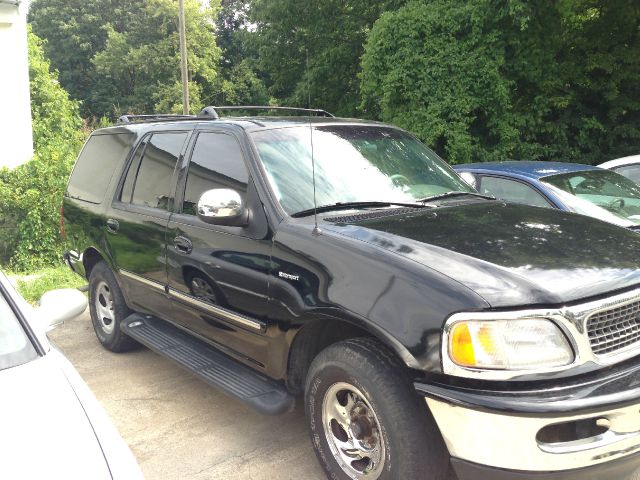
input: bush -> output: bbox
[0,28,84,271]
[360,0,640,164]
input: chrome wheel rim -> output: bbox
[190,277,217,303]
[322,382,385,479]
[95,281,115,334]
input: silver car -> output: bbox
[0,272,143,479]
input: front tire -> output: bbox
[305,338,449,480]
[88,261,138,352]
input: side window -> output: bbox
[182,132,249,215]
[67,133,135,204]
[614,165,640,184]
[121,132,187,210]
[479,176,550,208]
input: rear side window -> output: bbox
[67,133,135,204]
[121,132,188,210]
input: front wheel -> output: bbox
[305,338,449,480]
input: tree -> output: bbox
[361,0,640,164]
[91,0,220,115]
[28,0,146,117]
[0,29,83,269]
[212,0,270,106]
[251,0,405,117]
[30,0,221,118]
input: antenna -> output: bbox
[309,120,321,235]
[306,49,311,109]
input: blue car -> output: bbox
[454,161,640,229]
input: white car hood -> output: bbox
[0,354,112,480]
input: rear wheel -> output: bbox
[88,261,138,352]
[305,337,449,480]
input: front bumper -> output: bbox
[416,361,640,479]
[451,451,640,480]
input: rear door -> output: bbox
[166,130,273,368]
[106,131,189,317]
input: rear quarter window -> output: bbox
[67,132,135,204]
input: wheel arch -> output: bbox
[83,247,107,279]
[286,313,422,394]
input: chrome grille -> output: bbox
[587,300,640,355]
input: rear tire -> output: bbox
[88,261,138,352]
[305,337,449,480]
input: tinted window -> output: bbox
[67,133,135,204]
[120,138,147,203]
[614,165,640,184]
[479,176,550,208]
[182,132,248,215]
[125,132,187,210]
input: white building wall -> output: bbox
[0,1,33,168]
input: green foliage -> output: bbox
[0,28,83,271]
[251,0,405,117]
[361,0,640,164]
[30,0,221,118]
[28,0,143,118]
[91,0,220,116]
[213,60,271,106]
[12,265,85,305]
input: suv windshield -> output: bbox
[541,170,640,226]
[250,126,474,215]
[0,291,37,371]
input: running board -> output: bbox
[121,314,295,415]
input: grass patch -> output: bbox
[11,265,85,304]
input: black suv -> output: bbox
[63,107,640,480]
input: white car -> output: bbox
[600,154,640,183]
[0,272,143,479]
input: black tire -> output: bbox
[88,261,138,352]
[305,337,449,480]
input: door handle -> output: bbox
[173,236,193,254]
[106,218,119,233]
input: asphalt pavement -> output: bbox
[49,311,326,480]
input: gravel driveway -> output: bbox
[49,311,325,480]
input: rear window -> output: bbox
[67,132,135,204]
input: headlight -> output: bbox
[447,318,574,370]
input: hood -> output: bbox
[324,202,640,307]
[0,355,112,480]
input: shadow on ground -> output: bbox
[49,311,326,480]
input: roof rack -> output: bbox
[200,106,335,118]
[115,106,335,125]
[117,114,196,124]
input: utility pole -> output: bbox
[178,0,190,115]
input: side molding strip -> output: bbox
[119,269,165,291]
[119,269,266,333]
[168,288,266,333]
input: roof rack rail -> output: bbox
[199,106,335,118]
[116,114,196,124]
[115,106,335,125]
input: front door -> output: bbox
[166,131,273,368]
[107,131,189,317]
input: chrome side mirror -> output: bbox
[197,188,249,226]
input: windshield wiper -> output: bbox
[291,201,426,218]
[418,191,495,203]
